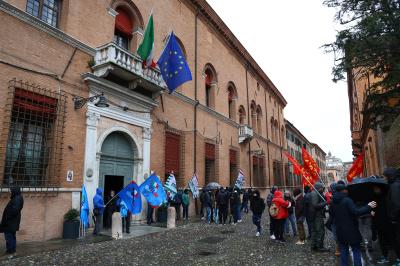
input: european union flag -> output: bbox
[117,181,142,215]
[139,174,168,207]
[157,31,192,94]
[80,185,89,228]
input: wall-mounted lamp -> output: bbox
[73,93,109,110]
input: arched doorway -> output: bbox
[99,131,137,227]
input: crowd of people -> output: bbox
[0,166,399,265]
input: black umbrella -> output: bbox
[347,176,388,202]
[205,182,221,190]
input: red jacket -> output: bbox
[272,191,290,219]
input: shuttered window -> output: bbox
[165,132,180,178]
[205,143,215,184]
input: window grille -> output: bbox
[0,79,66,187]
[26,0,60,27]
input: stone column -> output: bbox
[83,111,100,212]
[142,127,152,180]
[131,27,144,52]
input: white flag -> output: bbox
[235,169,245,189]
[188,174,199,199]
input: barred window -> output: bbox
[26,0,60,27]
[253,156,265,187]
[1,80,66,187]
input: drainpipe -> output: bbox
[277,104,285,187]
[194,10,199,215]
[264,88,271,187]
[194,11,198,174]
[245,63,252,187]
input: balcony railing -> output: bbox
[92,43,165,93]
[238,125,253,143]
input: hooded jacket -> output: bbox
[266,186,277,207]
[309,183,327,220]
[93,188,105,214]
[386,167,400,222]
[217,188,229,207]
[0,187,24,232]
[250,190,265,215]
[332,191,371,245]
[272,191,290,220]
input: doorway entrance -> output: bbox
[99,131,138,228]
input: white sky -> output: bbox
[206,0,352,162]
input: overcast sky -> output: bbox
[206,0,352,162]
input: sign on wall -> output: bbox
[67,170,74,182]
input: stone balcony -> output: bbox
[238,125,253,144]
[92,42,165,96]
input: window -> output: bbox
[114,7,133,50]
[165,132,181,185]
[229,149,237,186]
[227,85,237,121]
[250,101,257,130]
[256,106,262,135]
[26,0,60,27]
[2,82,66,187]
[203,65,217,109]
[238,105,246,125]
[205,143,215,185]
[273,160,283,186]
[253,156,265,187]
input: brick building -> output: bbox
[347,69,400,175]
[0,0,288,242]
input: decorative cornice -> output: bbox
[0,0,95,56]
[82,73,158,110]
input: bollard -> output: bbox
[167,207,176,229]
[112,212,123,239]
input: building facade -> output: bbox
[326,152,345,184]
[0,0,288,241]
[347,69,400,176]
[285,120,326,187]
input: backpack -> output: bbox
[269,202,279,217]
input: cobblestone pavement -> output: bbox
[1,213,381,266]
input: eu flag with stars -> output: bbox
[117,181,142,215]
[157,31,192,94]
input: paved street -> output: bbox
[0,213,353,266]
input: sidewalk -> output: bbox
[0,224,167,260]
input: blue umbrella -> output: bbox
[347,176,388,202]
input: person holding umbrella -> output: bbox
[332,183,377,266]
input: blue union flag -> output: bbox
[157,31,192,94]
[139,174,167,207]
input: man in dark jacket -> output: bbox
[267,185,277,239]
[384,167,400,266]
[93,188,105,234]
[293,188,305,244]
[250,190,265,237]
[217,188,229,225]
[0,187,24,254]
[303,185,313,238]
[241,189,250,214]
[203,190,212,224]
[310,182,328,252]
[332,184,376,266]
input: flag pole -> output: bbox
[301,170,326,202]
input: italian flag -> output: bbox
[137,14,156,68]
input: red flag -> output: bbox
[347,152,364,183]
[301,169,315,187]
[302,147,320,181]
[284,152,303,176]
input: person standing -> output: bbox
[182,189,190,221]
[213,189,219,224]
[0,187,24,255]
[200,188,207,220]
[303,185,313,239]
[332,184,376,266]
[284,190,297,237]
[271,190,290,242]
[310,182,328,252]
[146,203,154,225]
[250,190,265,237]
[104,190,118,229]
[267,185,277,239]
[93,188,105,235]
[204,190,212,224]
[173,189,183,221]
[217,187,229,225]
[293,188,306,245]
[241,189,250,214]
[385,167,400,266]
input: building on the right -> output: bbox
[347,69,400,175]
